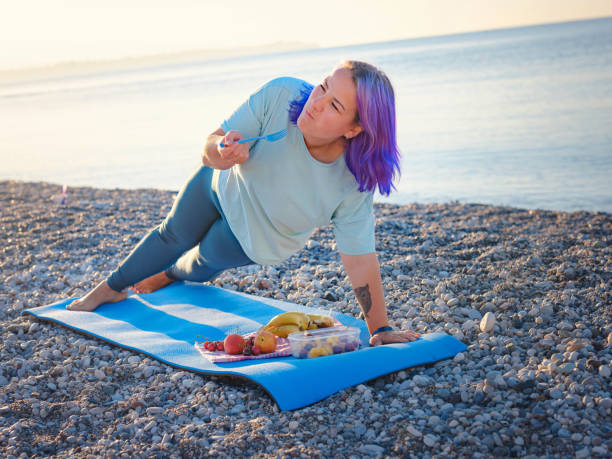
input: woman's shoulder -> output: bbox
[257,76,311,98]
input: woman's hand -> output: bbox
[369,329,420,346]
[217,130,250,166]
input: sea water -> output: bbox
[1,18,611,212]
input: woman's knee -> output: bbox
[198,221,253,270]
[156,220,193,250]
[193,165,213,184]
[156,166,217,247]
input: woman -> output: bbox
[68,60,420,346]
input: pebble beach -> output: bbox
[1,179,610,458]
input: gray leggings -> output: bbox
[107,166,254,292]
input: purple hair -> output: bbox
[288,61,401,196]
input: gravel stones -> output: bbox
[423,434,438,447]
[412,375,431,386]
[360,444,384,456]
[1,181,611,458]
[480,312,496,333]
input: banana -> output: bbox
[266,324,302,338]
[263,311,334,336]
[307,313,334,329]
[264,311,310,331]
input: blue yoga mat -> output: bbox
[23,282,466,410]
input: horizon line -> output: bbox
[1,15,609,84]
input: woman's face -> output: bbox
[297,67,363,143]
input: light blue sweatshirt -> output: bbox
[214,76,375,265]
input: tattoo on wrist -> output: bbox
[354,284,372,318]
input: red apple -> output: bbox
[223,334,245,355]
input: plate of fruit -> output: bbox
[195,311,352,362]
[196,329,292,363]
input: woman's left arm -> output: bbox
[340,252,420,346]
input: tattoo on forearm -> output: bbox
[354,284,372,318]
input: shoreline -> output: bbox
[4,178,611,217]
[1,180,610,457]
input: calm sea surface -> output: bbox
[1,18,611,212]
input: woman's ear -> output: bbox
[344,124,363,140]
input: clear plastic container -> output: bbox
[288,326,361,358]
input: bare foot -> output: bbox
[66,280,128,312]
[132,272,174,294]
[369,329,421,347]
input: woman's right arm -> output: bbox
[202,127,250,170]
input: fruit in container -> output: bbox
[223,334,246,355]
[254,330,277,353]
[288,326,360,358]
[308,345,333,358]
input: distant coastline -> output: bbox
[3,17,610,86]
[0,41,318,84]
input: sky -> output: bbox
[2,0,612,70]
